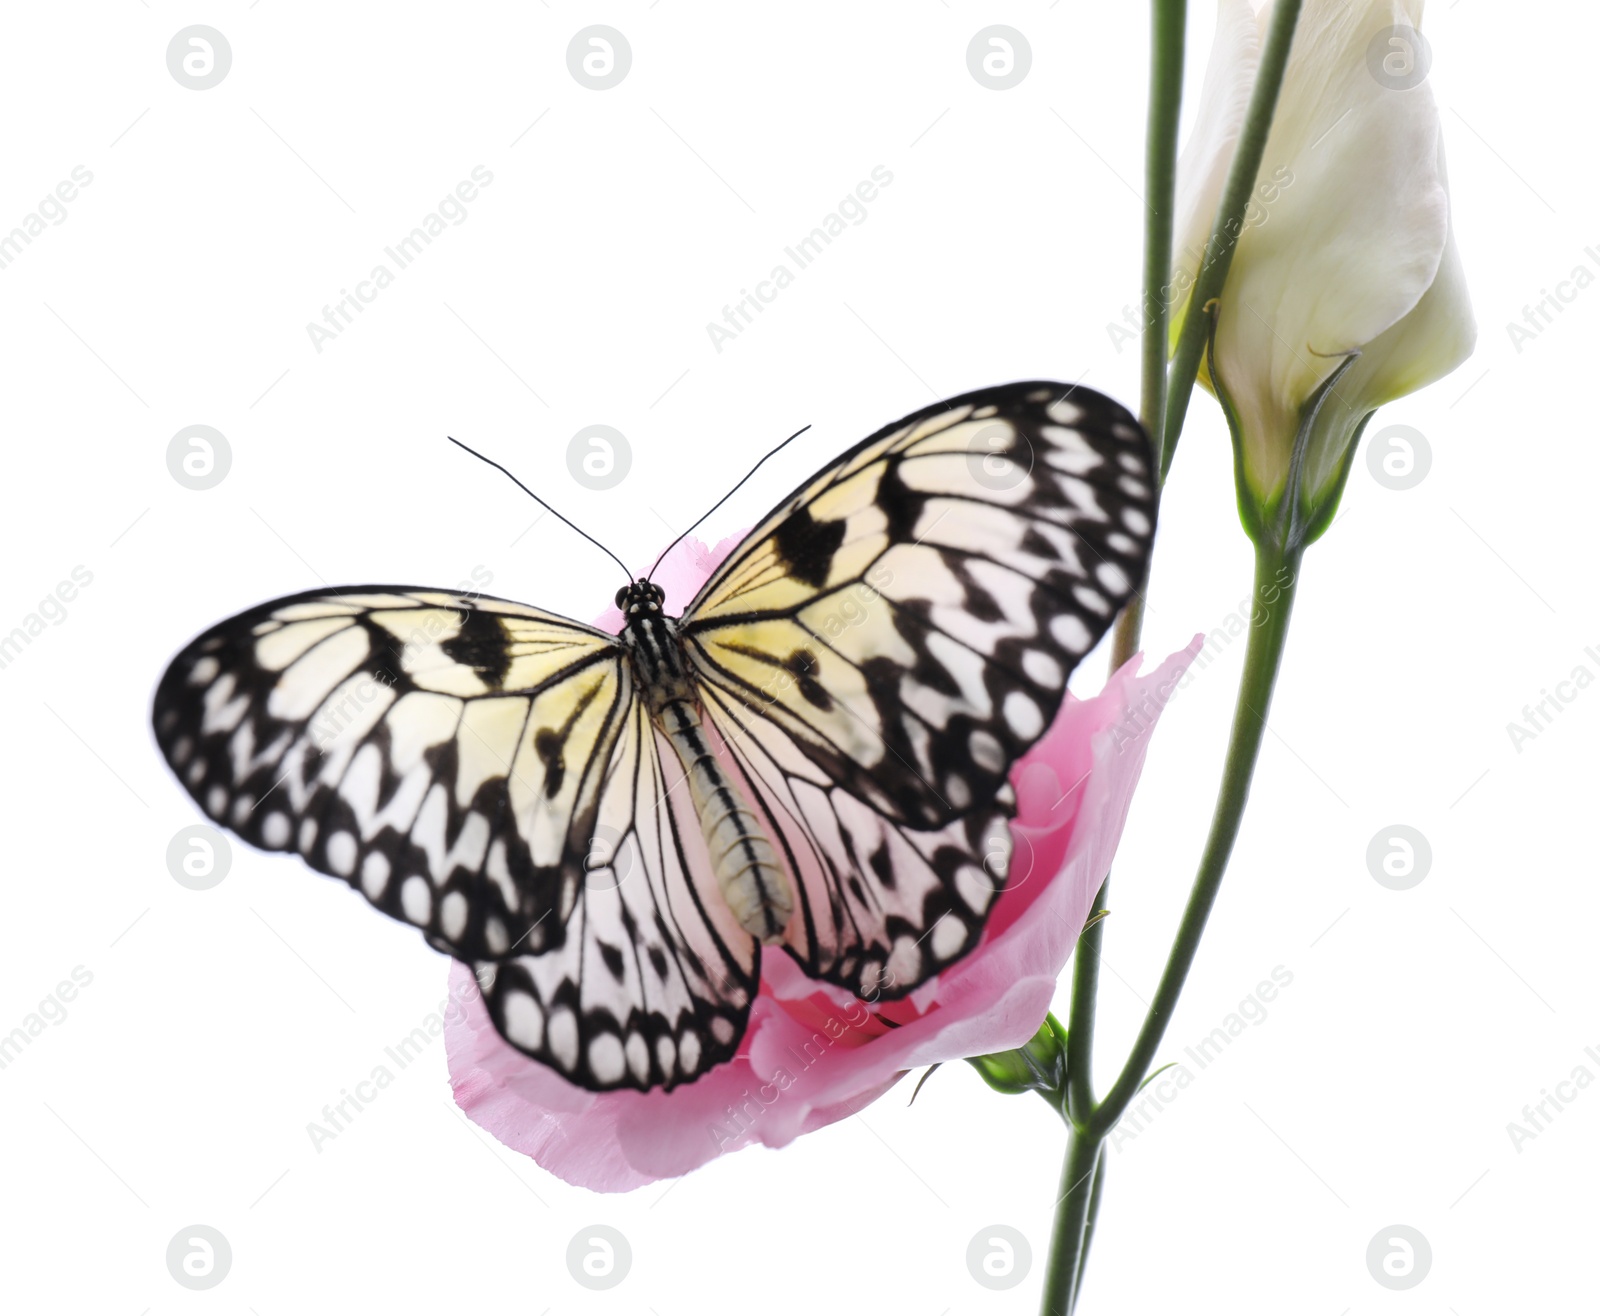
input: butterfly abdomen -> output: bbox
[623,607,793,944]
[660,698,793,944]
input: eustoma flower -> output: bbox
[1172,0,1475,544]
[444,532,1199,1190]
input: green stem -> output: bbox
[1085,542,1301,1137]
[1160,0,1304,482]
[1065,0,1187,1133]
[1042,6,1307,1311]
[1136,4,1185,474]
[1040,1125,1106,1316]
[1049,546,1299,1307]
[1070,1143,1108,1306]
[1063,898,1106,1128]
[1106,597,1146,675]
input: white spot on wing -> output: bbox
[1023,650,1063,687]
[440,891,468,940]
[969,729,1004,772]
[261,812,291,848]
[326,830,358,876]
[548,1008,579,1070]
[1003,690,1044,739]
[931,914,967,960]
[886,935,919,984]
[1096,562,1130,594]
[626,1033,651,1083]
[361,851,390,897]
[955,864,992,912]
[945,775,971,810]
[201,673,249,734]
[589,1035,625,1084]
[1051,613,1093,653]
[401,874,432,923]
[1073,585,1112,617]
[503,991,544,1049]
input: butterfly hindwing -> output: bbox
[680,381,1155,994]
[698,680,1013,999]
[476,699,758,1089]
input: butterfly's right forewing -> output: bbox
[152,588,629,961]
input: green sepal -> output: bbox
[1208,315,1369,555]
[967,1013,1069,1102]
[1297,409,1371,547]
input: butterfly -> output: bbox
[152,381,1155,1092]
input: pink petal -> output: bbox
[739,639,1205,1127]
[445,637,1201,1190]
[445,522,1204,1190]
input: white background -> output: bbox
[1,3,1593,1313]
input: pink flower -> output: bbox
[445,533,1201,1191]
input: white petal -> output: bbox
[1202,0,1455,498]
[1170,0,1264,340]
[1300,133,1475,501]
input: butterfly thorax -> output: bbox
[615,577,795,944]
[620,616,696,714]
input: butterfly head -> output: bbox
[616,578,667,617]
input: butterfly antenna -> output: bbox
[646,423,811,581]
[446,436,633,581]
